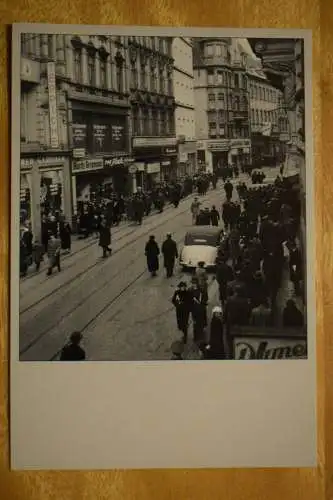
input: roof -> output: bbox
[185,226,222,236]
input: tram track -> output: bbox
[20,190,220,315]
[20,229,188,360]
[20,198,193,283]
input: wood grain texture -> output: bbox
[0,0,327,498]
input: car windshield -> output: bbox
[184,233,219,246]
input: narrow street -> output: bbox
[20,182,229,361]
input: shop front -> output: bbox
[70,104,131,210]
[20,155,71,240]
[207,139,230,174]
[232,326,307,360]
[228,139,251,167]
[177,141,197,178]
[132,137,178,188]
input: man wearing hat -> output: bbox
[161,233,178,278]
[60,331,86,361]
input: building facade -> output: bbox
[248,37,306,301]
[20,34,72,240]
[172,37,197,177]
[248,62,289,166]
[128,36,177,191]
[193,38,252,174]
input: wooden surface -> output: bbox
[0,0,329,498]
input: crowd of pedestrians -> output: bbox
[170,171,305,361]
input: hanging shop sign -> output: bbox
[146,163,161,174]
[233,335,307,360]
[92,117,127,154]
[47,62,59,149]
[72,122,88,149]
[207,140,229,151]
[163,147,177,156]
[21,57,40,83]
[104,157,134,168]
[20,157,66,170]
[73,148,86,158]
[230,139,251,149]
[72,112,127,154]
[133,137,177,148]
[72,159,104,174]
[161,161,171,166]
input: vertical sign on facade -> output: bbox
[47,62,59,148]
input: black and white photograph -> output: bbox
[11,25,316,471]
[17,32,307,362]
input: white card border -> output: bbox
[10,24,317,469]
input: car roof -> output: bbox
[185,226,222,236]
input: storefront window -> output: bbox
[88,52,96,86]
[74,48,82,82]
[40,171,63,218]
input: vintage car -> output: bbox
[179,226,224,270]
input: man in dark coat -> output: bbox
[224,180,233,201]
[145,235,160,277]
[210,205,220,226]
[161,233,178,277]
[98,220,112,258]
[172,281,191,343]
[189,279,208,343]
[60,331,86,361]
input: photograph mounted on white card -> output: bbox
[10,24,316,471]
[17,31,308,362]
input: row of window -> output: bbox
[73,47,124,91]
[208,123,250,140]
[250,83,280,103]
[130,63,172,95]
[206,69,248,90]
[128,36,172,56]
[131,107,175,137]
[208,92,248,111]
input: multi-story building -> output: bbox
[20,33,133,238]
[248,37,306,301]
[248,59,289,166]
[20,34,72,239]
[128,36,177,191]
[20,34,178,237]
[193,38,251,174]
[172,37,197,177]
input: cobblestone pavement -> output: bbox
[19,181,232,361]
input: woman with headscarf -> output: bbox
[145,235,160,277]
[205,306,227,360]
